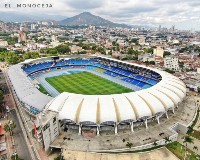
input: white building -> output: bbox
[31,24,36,30]
[153,46,164,57]
[164,56,179,71]
[37,111,59,151]
[197,68,200,74]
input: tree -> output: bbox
[77,51,87,54]
[54,154,64,160]
[1,52,23,64]
[179,61,184,68]
[131,38,139,44]
[0,89,5,114]
[91,45,97,50]
[198,87,200,93]
[153,141,158,146]
[163,51,171,57]
[164,69,175,74]
[37,38,46,43]
[48,49,57,55]
[112,41,117,46]
[22,52,40,60]
[127,48,134,55]
[183,135,194,159]
[193,146,198,152]
[187,126,193,134]
[55,45,71,54]
[3,120,16,136]
[11,153,23,160]
[0,48,7,52]
[164,137,172,144]
[126,142,133,149]
[97,47,106,54]
[144,48,153,53]
[4,36,18,45]
[82,44,90,50]
[0,89,4,105]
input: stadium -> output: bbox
[8,55,186,136]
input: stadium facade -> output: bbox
[8,55,187,150]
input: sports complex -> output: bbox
[7,55,194,152]
[9,56,186,134]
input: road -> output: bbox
[8,110,32,160]
[2,68,35,160]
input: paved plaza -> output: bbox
[62,147,179,160]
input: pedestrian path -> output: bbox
[62,147,179,160]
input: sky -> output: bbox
[1,0,200,30]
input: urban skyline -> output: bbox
[0,0,200,30]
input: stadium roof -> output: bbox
[43,56,186,124]
[44,69,186,124]
[8,64,53,111]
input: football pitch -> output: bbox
[45,71,133,95]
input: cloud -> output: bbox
[0,0,200,30]
[66,0,106,9]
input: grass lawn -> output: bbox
[166,142,200,160]
[45,71,133,95]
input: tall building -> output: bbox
[158,25,161,31]
[31,24,36,30]
[18,31,27,43]
[153,46,164,57]
[20,23,25,31]
[171,25,175,32]
[164,55,179,71]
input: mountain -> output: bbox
[0,12,33,22]
[59,12,129,28]
[0,12,66,22]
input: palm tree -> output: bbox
[153,141,158,146]
[164,137,172,144]
[183,135,194,160]
[193,146,198,152]
[3,120,16,136]
[187,126,193,134]
[126,142,133,149]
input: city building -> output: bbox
[18,31,27,43]
[138,53,155,62]
[31,24,36,31]
[138,37,146,45]
[37,111,59,151]
[153,46,164,57]
[164,55,179,71]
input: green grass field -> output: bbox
[45,71,133,95]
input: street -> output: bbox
[8,109,32,160]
